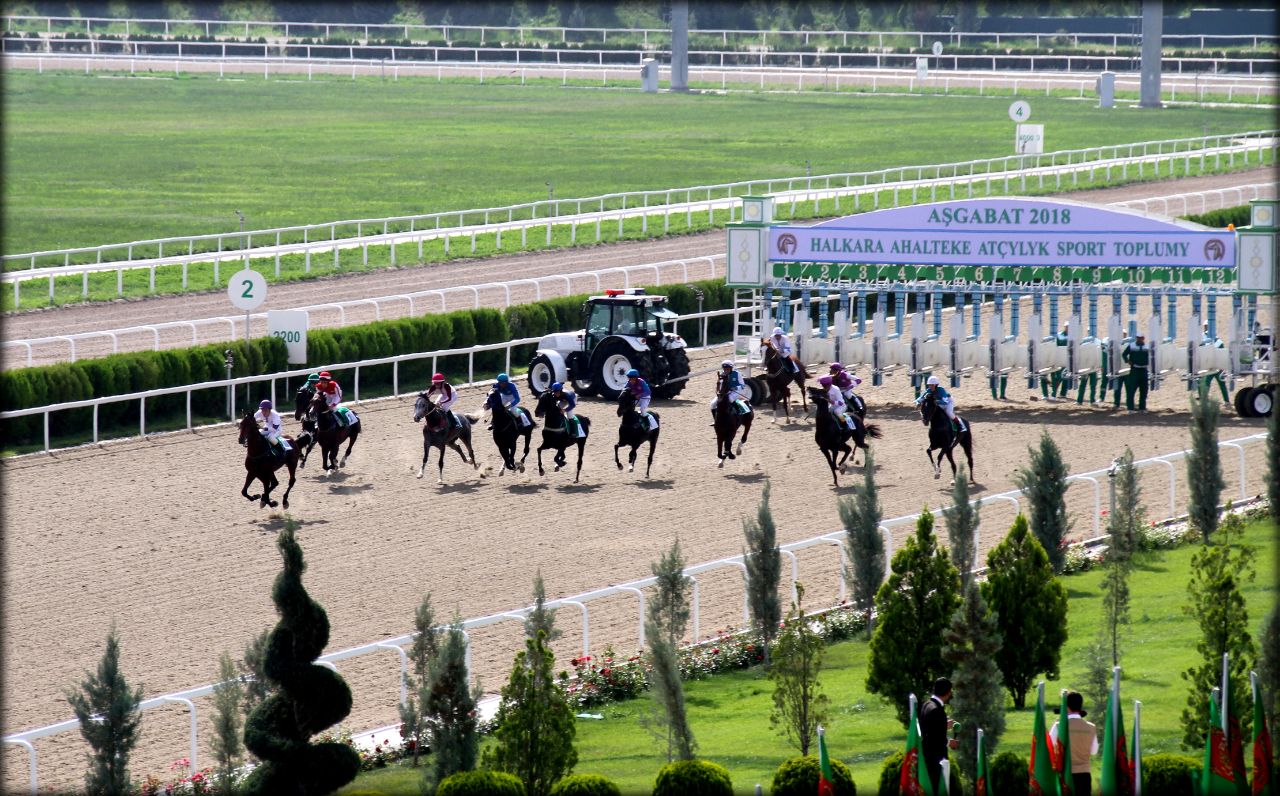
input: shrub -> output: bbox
[1141,753,1200,796]
[437,769,527,796]
[548,772,622,796]
[771,755,856,796]
[652,759,732,796]
[988,750,1029,796]
[877,750,903,796]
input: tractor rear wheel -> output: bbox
[652,349,691,399]
[594,341,650,400]
[527,355,556,397]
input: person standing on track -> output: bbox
[1121,334,1151,411]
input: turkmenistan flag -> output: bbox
[975,728,989,796]
[1131,701,1143,796]
[1101,667,1133,796]
[818,725,836,796]
[900,694,935,796]
[1057,690,1075,796]
[1203,687,1242,796]
[1254,671,1275,796]
[1030,682,1060,796]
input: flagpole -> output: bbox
[1133,700,1142,796]
[1112,665,1121,733]
[1221,652,1230,734]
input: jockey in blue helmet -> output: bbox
[494,373,531,427]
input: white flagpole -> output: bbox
[941,759,951,792]
[1133,700,1142,796]
[1221,652,1230,733]
[1112,665,1121,732]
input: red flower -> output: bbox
[711,648,719,654]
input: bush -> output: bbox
[876,749,964,796]
[652,759,732,796]
[549,772,622,796]
[437,769,526,796]
[1141,753,1200,796]
[771,755,856,796]
[988,750,1029,796]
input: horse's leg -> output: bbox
[644,431,659,478]
[262,471,278,508]
[717,431,727,468]
[926,445,941,479]
[281,460,296,509]
[615,437,625,471]
[461,431,479,469]
[537,440,547,476]
[340,429,358,468]
[242,470,259,503]
[962,433,976,482]
[516,430,531,472]
[573,440,585,483]
[822,448,839,486]
[837,443,853,474]
[945,446,959,484]
[737,415,753,454]
[418,436,430,479]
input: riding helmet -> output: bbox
[818,376,833,387]
[626,368,640,378]
[497,373,509,383]
[550,382,563,392]
[260,399,272,410]
[829,362,844,371]
[721,360,733,368]
[318,371,332,380]
[432,373,445,382]
[772,326,784,336]
[307,373,320,383]
[927,375,941,386]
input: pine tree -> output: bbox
[1180,512,1257,748]
[838,450,885,635]
[1109,447,1144,557]
[241,522,360,795]
[866,508,962,724]
[524,569,562,644]
[1101,522,1132,669]
[981,514,1069,709]
[400,593,440,768]
[483,631,578,796]
[743,481,783,668]
[1187,394,1226,543]
[65,625,143,796]
[210,651,245,795]
[1013,431,1072,573]
[1081,634,1112,718]
[645,539,697,761]
[943,463,980,590]
[943,583,1006,780]
[424,617,480,791]
[649,539,692,647]
[239,627,271,718]
[769,583,830,756]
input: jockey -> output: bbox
[770,326,802,373]
[818,375,857,432]
[315,371,352,427]
[551,382,586,438]
[494,373,532,427]
[253,399,291,456]
[916,375,962,433]
[829,362,862,408]
[425,372,459,430]
[625,369,657,430]
[710,359,751,424]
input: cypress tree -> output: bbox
[65,625,143,796]
[1187,394,1226,543]
[210,651,245,795]
[524,569,562,644]
[981,514,1069,709]
[769,583,830,756]
[838,450,885,635]
[649,539,692,647]
[424,617,480,791]
[1108,447,1144,557]
[943,583,1006,780]
[645,539,697,761]
[400,593,440,769]
[241,522,360,795]
[743,481,783,668]
[943,463,980,590]
[1013,431,1072,573]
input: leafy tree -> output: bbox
[1180,511,1257,748]
[484,631,578,796]
[525,569,562,644]
[210,651,245,795]
[943,583,1006,778]
[401,592,440,768]
[866,508,962,724]
[943,463,980,590]
[743,481,783,668]
[424,617,481,791]
[64,624,143,796]
[644,539,697,761]
[769,583,830,756]
[241,522,360,795]
[1013,431,1072,572]
[838,450,885,635]
[1186,394,1226,543]
[981,514,1069,709]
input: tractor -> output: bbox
[526,289,691,400]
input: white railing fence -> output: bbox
[3,429,1267,795]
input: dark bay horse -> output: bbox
[760,338,812,423]
[305,392,362,472]
[534,391,591,483]
[919,390,975,484]
[238,413,308,509]
[713,375,754,467]
[807,388,882,485]
[413,392,480,484]
[615,390,659,477]
[292,384,319,467]
[483,389,536,475]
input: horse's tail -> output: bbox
[464,413,480,422]
[863,423,883,439]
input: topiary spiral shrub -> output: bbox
[241,524,361,795]
[988,750,1030,796]
[1141,753,1200,795]
[652,759,733,796]
[437,769,527,796]
[548,772,622,796]
[772,755,856,796]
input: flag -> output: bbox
[975,728,989,796]
[1254,671,1275,796]
[900,694,937,796]
[1056,690,1075,796]
[818,725,836,796]
[1203,687,1242,795]
[1030,682,1060,796]
[1132,701,1143,796]
[1101,667,1133,796]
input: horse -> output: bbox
[615,389,659,477]
[533,391,591,483]
[806,387,882,486]
[237,413,308,509]
[482,389,536,476]
[712,375,754,467]
[292,384,319,467]
[919,389,975,484]
[760,338,812,423]
[305,391,362,472]
[412,392,480,484]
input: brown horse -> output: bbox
[238,413,307,509]
[760,338,812,423]
[712,373,753,467]
[305,392,362,471]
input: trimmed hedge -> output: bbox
[988,750,1030,796]
[772,754,856,796]
[876,749,965,796]
[548,772,622,796]
[1141,752,1200,795]
[437,770,526,796]
[1184,205,1251,229]
[652,759,733,796]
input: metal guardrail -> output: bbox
[2,428,1266,795]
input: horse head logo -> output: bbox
[1204,239,1226,262]
[776,233,798,256]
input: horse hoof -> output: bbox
[950,479,956,486]
[934,471,941,480]
[616,463,624,471]
[518,464,525,473]
[437,479,445,486]
[735,443,743,454]
[628,465,635,473]
[554,465,562,472]
[718,460,725,468]
[417,471,424,479]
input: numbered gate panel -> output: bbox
[1075,342,1102,373]
[956,340,987,371]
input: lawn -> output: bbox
[3,70,1275,254]
[338,516,1277,795]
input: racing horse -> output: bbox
[305,391,362,472]
[919,389,975,484]
[807,387,882,485]
[615,389,659,477]
[482,388,536,475]
[533,391,591,483]
[760,337,812,423]
[238,412,308,509]
[712,374,754,467]
[292,384,320,467]
[412,392,480,484]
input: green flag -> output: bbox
[976,728,989,796]
[900,694,937,796]
[1100,668,1133,796]
[1030,682,1060,796]
[818,725,836,796]
[1056,690,1075,796]
[1203,687,1241,796]
[1254,672,1275,796]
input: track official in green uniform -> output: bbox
[1198,322,1230,403]
[1121,334,1151,411]
[1042,324,1070,399]
[1076,342,1111,405]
